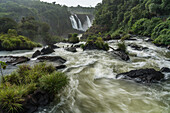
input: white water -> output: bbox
[70,15,78,29]
[0,38,170,113]
[75,14,84,31]
[69,14,93,31]
[86,15,92,28]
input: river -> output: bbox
[0,37,170,113]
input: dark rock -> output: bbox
[32,50,41,58]
[103,34,112,41]
[129,44,148,51]
[74,44,82,48]
[37,56,66,64]
[111,50,130,61]
[160,67,170,72]
[48,44,60,49]
[41,47,54,55]
[0,56,30,65]
[144,38,153,42]
[56,65,66,70]
[116,68,164,83]
[83,41,98,50]
[22,90,52,113]
[167,45,170,50]
[65,47,77,52]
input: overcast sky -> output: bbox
[40,0,102,7]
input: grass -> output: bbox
[0,63,69,113]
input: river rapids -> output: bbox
[0,37,170,113]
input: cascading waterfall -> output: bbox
[86,15,92,28]
[69,15,78,29]
[69,14,93,31]
[75,14,84,31]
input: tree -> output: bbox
[0,17,17,33]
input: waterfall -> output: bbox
[86,15,92,28]
[69,15,78,29]
[75,14,84,31]
[69,14,93,31]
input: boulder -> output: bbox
[116,68,164,83]
[41,47,54,55]
[37,56,66,64]
[48,44,60,49]
[32,50,41,58]
[0,56,30,65]
[160,67,170,72]
[56,65,66,70]
[167,45,170,50]
[22,90,52,113]
[129,44,148,51]
[144,38,153,42]
[111,50,130,61]
[65,47,77,52]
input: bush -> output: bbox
[39,72,68,94]
[1,63,68,112]
[68,34,79,44]
[0,29,41,50]
[117,41,127,53]
[121,34,131,41]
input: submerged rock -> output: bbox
[41,47,54,55]
[65,47,77,52]
[128,44,148,51]
[37,56,66,64]
[110,50,130,61]
[160,67,170,72]
[48,44,60,49]
[116,68,164,83]
[32,50,41,58]
[0,56,30,65]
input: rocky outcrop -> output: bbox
[116,68,164,83]
[32,50,41,58]
[110,50,130,61]
[65,47,77,52]
[0,56,30,65]
[41,46,55,55]
[161,67,170,72]
[128,44,148,51]
[48,44,60,49]
[21,90,54,113]
[37,56,66,64]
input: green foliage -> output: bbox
[82,36,109,51]
[68,33,79,44]
[0,83,37,113]
[0,29,41,51]
[121,34,131,41]
[0,61,7,83]
[1,63,68,112]
[117,41,127,53]
[0,0,74,36]
[92,0,170,46]
[39,72,68,94]
[0,17,17,34]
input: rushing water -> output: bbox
[0,37,170,113]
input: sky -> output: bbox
[40,0,102,7]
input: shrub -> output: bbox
[68,36,79,44]
[117,41,127,53]
[121,34,131,41]
[39,72,68,94]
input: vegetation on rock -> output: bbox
[0,63,69,113]
[0,29,41,51]
[68,33,80,44]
